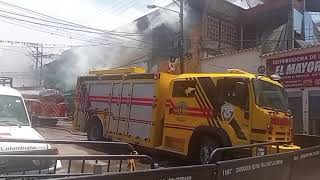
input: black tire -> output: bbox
[199,137,220,164]
[87,119,103,141]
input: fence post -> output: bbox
[93,163,103,174]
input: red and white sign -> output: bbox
[266,51,320,88]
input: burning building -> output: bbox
[44,0,320,92]
[112,0,320,73]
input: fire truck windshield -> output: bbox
[253,79,289,112]
[0,95,29,126]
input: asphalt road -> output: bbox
[34,120,190,177]
[35,121,142,174]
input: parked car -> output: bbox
[0,85,61,173]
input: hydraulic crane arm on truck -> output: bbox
[72,67,300,164]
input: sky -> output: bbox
[0,0,172,74]
[0,0,173,45]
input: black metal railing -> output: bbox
[208,141,290,164]
[0,139,155,179]
[0,154,155,179]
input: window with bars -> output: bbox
[221,21,237,46]
[207,16,237,46]
[207,16,219,41]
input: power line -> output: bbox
[0,0,145,35]
[0,39,150,50]
[0,16,152,49]
[0,18,109,45]
[0,1,152,45]
[0,0,150,41]
[0,14,151,46]
[112,0,139,16]
[104,0,132,16]
[0,14,107,35]
[114,52,152,68]
[0,8,146,37]
[0,47,27,54]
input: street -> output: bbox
[36,121,138,174]
[35,120,188,174]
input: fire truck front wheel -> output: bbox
[87,118,103,141]
[199,137,220,164]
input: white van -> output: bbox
[0,86,61,173]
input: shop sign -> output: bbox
[266,51,320,88]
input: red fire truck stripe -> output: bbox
[40,102,61,117]
[129,118,154,125]
[166,99,214,118]
[110,115,154,125]
[88,96,157,107]
[164,123,195,131]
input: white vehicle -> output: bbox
[0,86,61,173]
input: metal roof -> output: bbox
[201,47,260,61]
[261,43,320,58]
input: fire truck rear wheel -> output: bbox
[199,137,220,164]
[87,119,103,141]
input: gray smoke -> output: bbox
[0,48,39,87]
[44,2,193,92]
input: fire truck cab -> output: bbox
[73,67,300,164]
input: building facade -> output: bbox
[198,0,320,135]
[263,45,320,135]
[201,44,320,135]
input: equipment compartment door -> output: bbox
[88,83,113,130]
[128,83,155,139]
[108,83,121,134]
[88,83,113,107]
[118,83,132,135]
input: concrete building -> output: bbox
[263,45,320,135]
[201,45,320,135]
[200,0,320,135]
[115,0,320,73]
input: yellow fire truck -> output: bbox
[73,67,300,164]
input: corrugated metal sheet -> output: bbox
[262,43,320,57]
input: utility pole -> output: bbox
[31,44,43,86]
[29,44,55,87]
[288,0,294,49]
[147,0,185,73]
[179,0,185,74]
[40,45,43,86]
